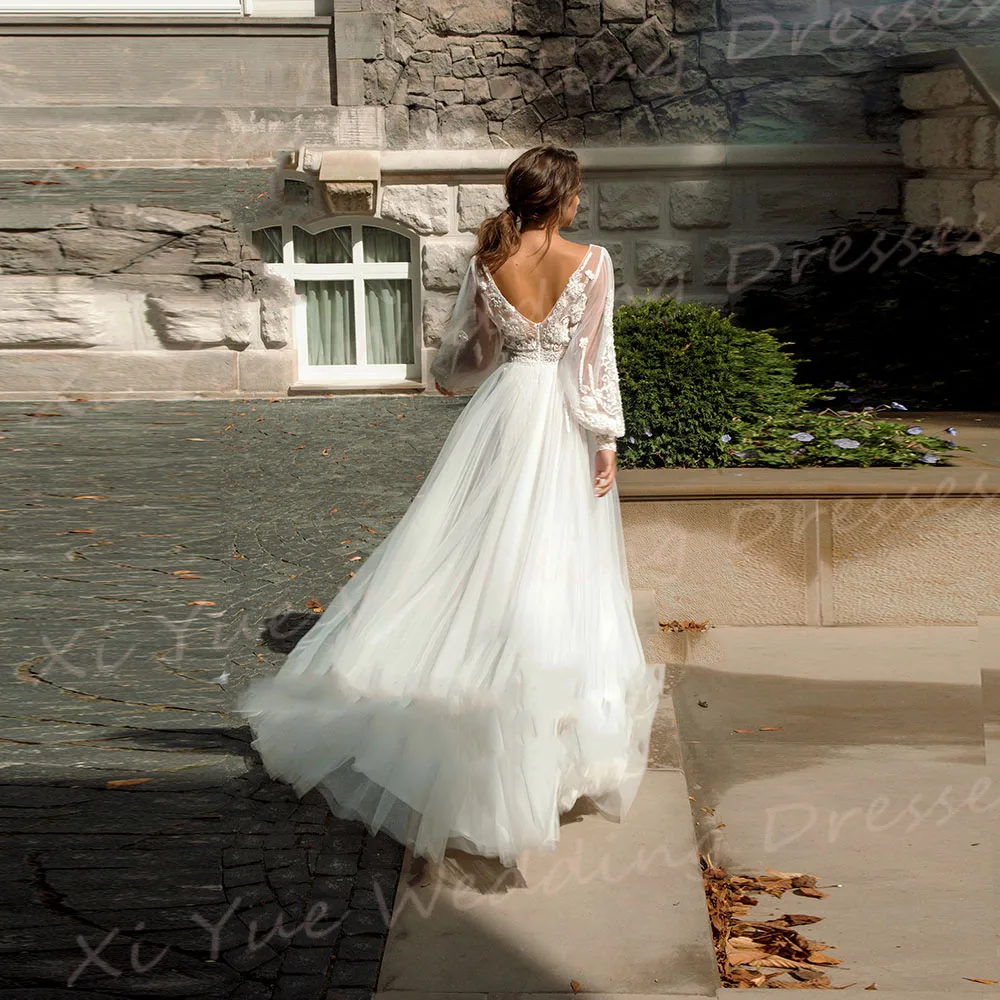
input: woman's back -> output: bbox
[488,237,592,324]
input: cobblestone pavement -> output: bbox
[0,395,465,1000]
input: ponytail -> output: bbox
[475,206,520,275]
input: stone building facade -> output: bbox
[0,3,998,399]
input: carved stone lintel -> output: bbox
[320,181,377,215]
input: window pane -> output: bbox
[294,225,352,264]
[363,227,410,263]
[251,226,283,264]
[364,279,413,365]
[297,280,355,366]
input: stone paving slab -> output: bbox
[0,396,467,999]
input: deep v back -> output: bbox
[484,244,595,328]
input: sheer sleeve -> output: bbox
[428,256,504,394]
[557,246,625,452]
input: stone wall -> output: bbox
[900,66,1000,251]
[0,205,294,396]
[362,0,1000,150]
[372,165,899,370]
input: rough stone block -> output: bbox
[426,0,513,33]
[620,105,660,143]
[625,15,674,74]
[464,77,491,103]
[900,67,987,111]
[634,238,693,286]
[421,240,476,292]
[754,176,898,227]
[703,236,786,290]
[501,104,543,145]
[490,75,522,101]
[0,283,109,348]
[90,205,223,234]
[0,232,64,273]
[577,28,635,82]
[669,179,731,228]
[652,89,729,142]
[379,185,451,236]
[408,108,438,146]
[564,184,592,233]
[457,184,507,233]
[539,36,576,69]
[542,117,586,145]
[919,116,976,170]
[566,5,601,33]
[599,182,661,229]
[437,105,492,148]
[594,81,635,112]
[147,293,256,348]
[237,348,295,393]
[421,289,459,346]
[513,0,564,33]
[54,229,175,274]
[970,115,999,171]
[603,0,646,20]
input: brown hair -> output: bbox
[474,144,582,274]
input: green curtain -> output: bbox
[365,280,413,364]
[297,280,355,365]
[294,226,352,264]
[363,227,410,263]
[252,226,282,264]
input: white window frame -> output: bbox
[0,0,250,13]
[257,217,421,385]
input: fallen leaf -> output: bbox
[106,778,151,789]
[760,726,783,732]
[72,495,107,500]
[349,556,361,562]
[733,728,756,734]
[293,445,306,450]
[223,423,235,430]
[138,533,173,537]
[255,417,264,422]
[330,507,339,515]
[864,984,878,990]
[569,981,582,994]
[321,448,330,456]
[794,887,829,899]
[964,979,998,985]
[184,437,207,441]
[304,599,325,612]
[24,411,62,417]
[187,601,216,606]
[68,528,95,534]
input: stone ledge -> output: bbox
[377,143,903,178]
[0,16,333,34]
[618,466,999,501]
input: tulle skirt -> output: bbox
[235,359,663,867]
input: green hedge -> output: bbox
[613,295,968,469]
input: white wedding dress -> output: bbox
[236,243,663,867]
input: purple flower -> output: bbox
[627,435,636,444]
[643,427,653,437]
[790,431,814,442]
[832,438,860,449]
[943,426,957,436]
[919,453,939,464]
[721,433,731,443]
[905,426,923,436]
[890,401,908,410]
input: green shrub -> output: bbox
[613,295,968,469]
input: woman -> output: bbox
[236,145,663,868]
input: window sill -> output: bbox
[288,380,427,396]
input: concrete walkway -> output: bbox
[371,594,721,1000]
[672,623,997,995]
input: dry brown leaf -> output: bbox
[349,556,361,562]
[569,980,582,994]
[964,979,998,985]
[321,448,330,456]
[304,599,325,612]
[184,437,207,441]
[733,728,756,734]
[806,953,841,966]
[106,778,151,789]
[760,726,784,731]
[24,411,62,417]
[864,984,878,990]
[795,888,829,899]
[68,528,95,534]
[187,601,216,606]
[330,507,339,514]
[72,495,107,500]
[293,445,305,450]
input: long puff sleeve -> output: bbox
[428,256,504,394]
[557,246,625,452]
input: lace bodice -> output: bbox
[431,243,625,452]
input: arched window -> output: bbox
[251,219,419,384]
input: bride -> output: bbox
[236,144,663,868]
